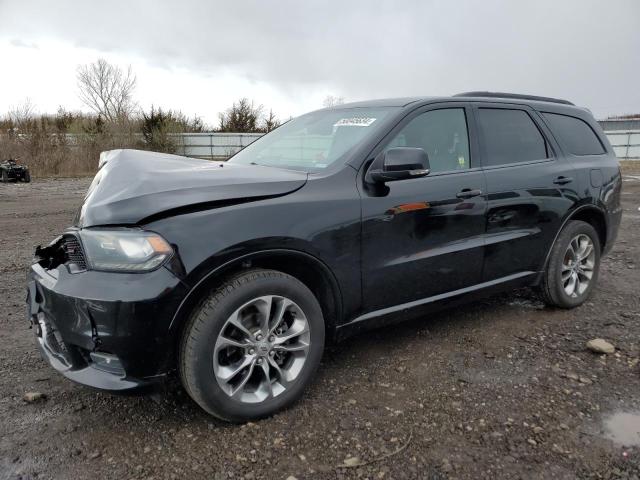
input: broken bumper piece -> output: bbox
[27,262,187,393]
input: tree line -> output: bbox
[2,58,284,135]
[0,58,345,176]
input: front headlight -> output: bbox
[79,229,173,272]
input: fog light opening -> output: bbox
[89,352,125,376]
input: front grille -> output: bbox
[63,235,87,270]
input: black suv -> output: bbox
[28,93,622,422]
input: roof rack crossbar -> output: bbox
[453,91,574,106]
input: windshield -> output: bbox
[228,107,398,172]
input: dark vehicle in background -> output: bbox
[27,92,622,422]
[1,158,31,182]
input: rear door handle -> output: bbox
[456,188,482,199]
[553,176,573,185]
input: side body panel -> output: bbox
[146,167,363,321]
[360,171,487,311]
[535,106,622,254]
[471,103,579,280]
[357,103,488,313]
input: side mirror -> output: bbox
[366,147,430,184]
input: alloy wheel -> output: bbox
[561,234,595,298]
[213,295,311,403]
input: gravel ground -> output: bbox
[1,176,639,480]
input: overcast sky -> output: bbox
[0,0,639,124]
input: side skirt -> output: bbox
[335,271,537,340]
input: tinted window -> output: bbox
[478,109,548,166]
[385,108,470,173]
[542,112,605,155]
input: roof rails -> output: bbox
[454,91,574,106]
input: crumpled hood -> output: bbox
[76,149,308,227]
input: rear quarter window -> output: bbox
[542,112,605,156]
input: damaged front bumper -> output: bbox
[27,260,187,393]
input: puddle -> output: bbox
[603,411,640,446]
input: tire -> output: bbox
[23,171,31,183]
[179,268,325,422]
[540,220,601,308]
[1,170,7,183]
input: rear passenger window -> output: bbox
[542,112,605,155]
[385,108,470,173]
[478,109,549,166]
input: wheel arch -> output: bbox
[541,204,608,274]
[568,206,607,252]
[168,249,343,360]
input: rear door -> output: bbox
[473,103,576,280]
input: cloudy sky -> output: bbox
[0,0,639,125]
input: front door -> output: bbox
[360,105,487,313]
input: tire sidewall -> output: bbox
[185,272,325,421]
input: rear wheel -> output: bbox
[23,171,31,183]
[179,269,325,422]
[1,170,7,182]
[540,220,601,308]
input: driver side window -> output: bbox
[386,108,470,173]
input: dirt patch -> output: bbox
[1,176,639,479]
[620,160,640,174]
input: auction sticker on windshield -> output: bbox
[334,118,376,127]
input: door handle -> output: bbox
[553,176,573,185]
[456,188,482,199]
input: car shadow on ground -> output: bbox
[152,287,545,425]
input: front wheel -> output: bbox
[1,170,7,182]
[179,269,325,422]
[540,220,601,308]
[23,171,31,183]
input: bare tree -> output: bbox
[76,58,137,121]
[8,98,36,129]
[322,95,345,108]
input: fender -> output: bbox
[167,248,344,333]
[539,203,607,276]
